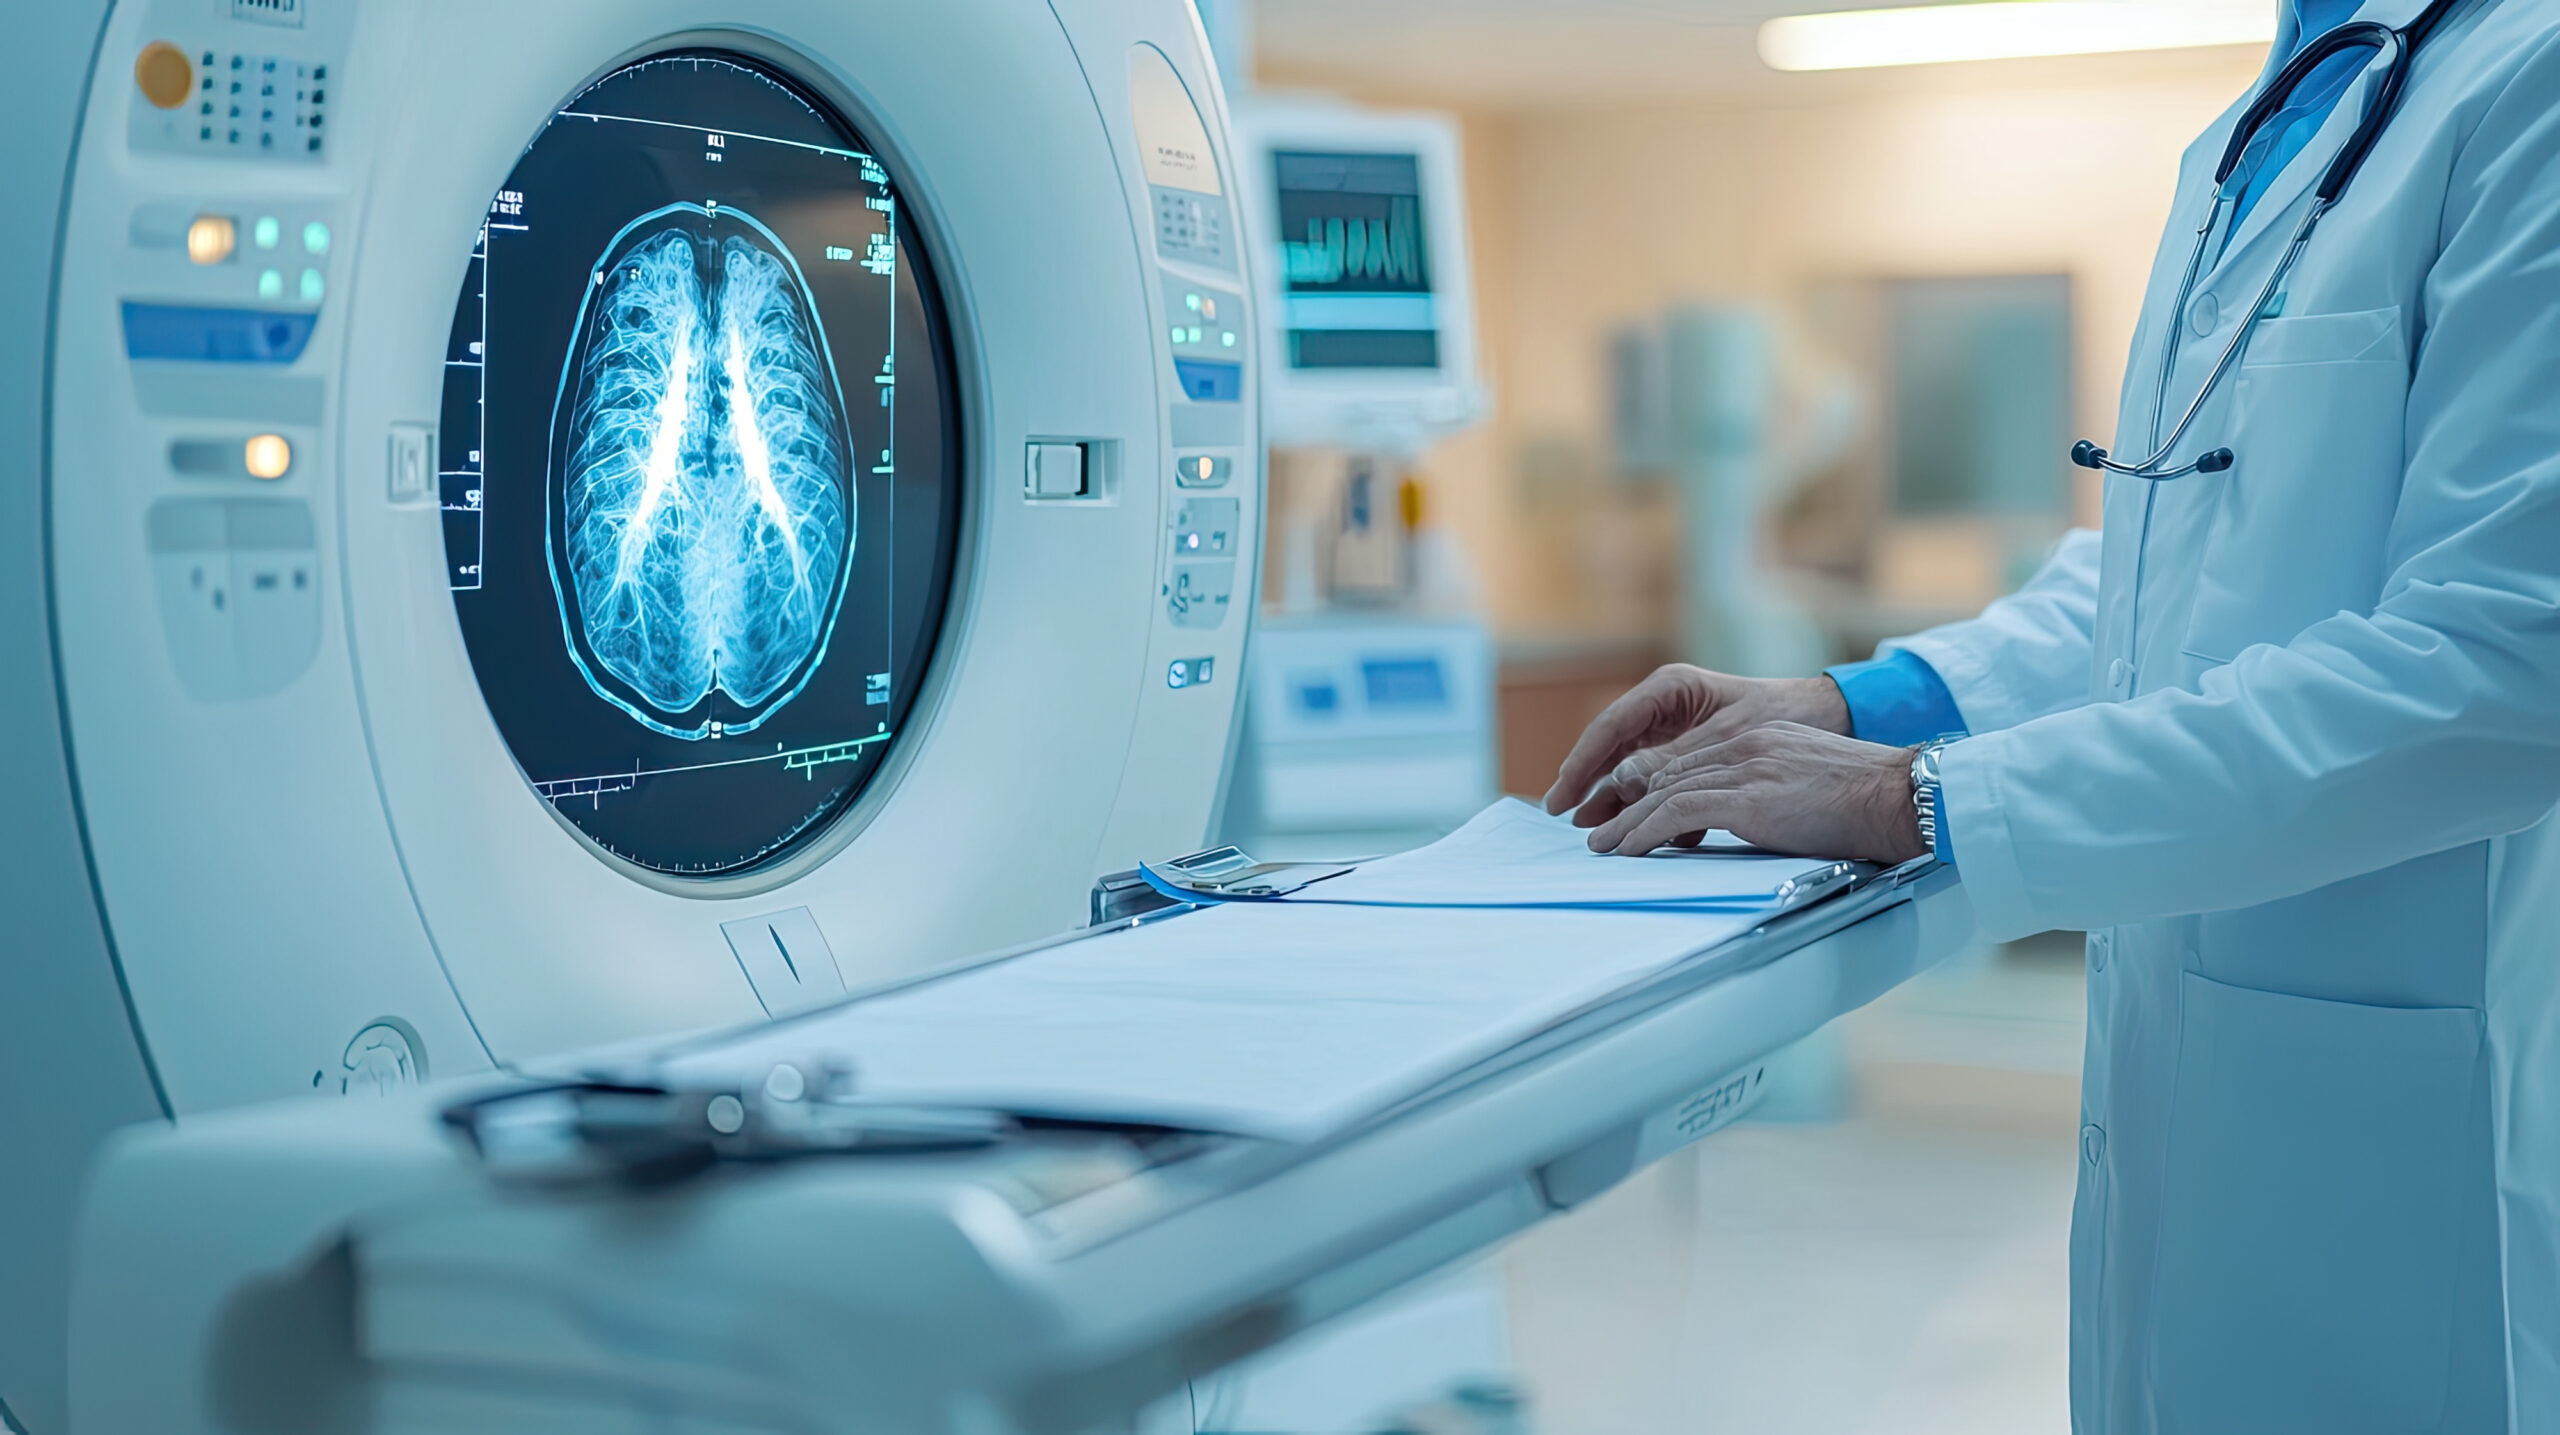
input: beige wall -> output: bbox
[1279,49,2269,639]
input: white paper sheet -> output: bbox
[653,900,1756,1142]
[649,804,1832,1141]
[1291,797,1839,909]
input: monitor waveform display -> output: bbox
[1283,196,1426,288]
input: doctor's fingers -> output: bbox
[1542,665,1719,814]
[1589,781,1752,856]
[1647,721,1826,785]
[1567,745,1678,829]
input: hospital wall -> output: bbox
[1271,47,2268,645]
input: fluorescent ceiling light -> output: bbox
[1759,0,2276,71]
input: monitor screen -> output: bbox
[440,51,962,876]
[1273,150,1440,370]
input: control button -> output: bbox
[257,267,283,300]
[298,268,324,302]
[1024,441,1087,499]
[243,433,291,480]
[1172,497,1239,559]
[1167,656,1215,689]
[386,423,435,503]
[186,215,236,265]
[301,219,330,255]
[136,42,193,109]
[1175,453,1233,488]
[2188,291,2220,336]
[252,215,280,250]
[1166,561,1236,629]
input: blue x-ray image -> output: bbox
[441,52,963,875]
[554,205,854,739]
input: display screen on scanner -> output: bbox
[439,52,962,875]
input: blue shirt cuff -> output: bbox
[1825,650,1966,869]
[1825,650,1968,749]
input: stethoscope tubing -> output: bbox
[2070,0,2467,483]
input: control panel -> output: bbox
[130,42,331,162]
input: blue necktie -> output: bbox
[2226,0,2369,236]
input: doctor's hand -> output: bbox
[1542,665,1851,828]
[1584,721,1927,866]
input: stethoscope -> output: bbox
[2071,0,2465,481]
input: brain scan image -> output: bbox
[553,206,854,739]
[441,52,962,875]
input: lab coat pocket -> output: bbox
[2149,972,2479,1435]
[2181,307,2408,665]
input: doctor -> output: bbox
[1545,0,2560,1429]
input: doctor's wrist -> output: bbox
[1764,675,1853,737]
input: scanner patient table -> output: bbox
[68,853,1970,1435]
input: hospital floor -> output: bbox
[1502,936,2088,1435]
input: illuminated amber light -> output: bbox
[185,215,236,265]
[244,434,293,481]
[135,42,192,109]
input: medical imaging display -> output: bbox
[442,53,962,875]
[1274,150,1439,369]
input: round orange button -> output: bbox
[135,41,193,110]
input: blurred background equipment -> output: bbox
[1223,93,1498,862]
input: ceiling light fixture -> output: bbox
[1759,0,2275,72]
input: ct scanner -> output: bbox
[5,1,1255,1428]
[2,3,1975,1432]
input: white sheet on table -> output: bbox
[1288,797,1836,909]
[651,899,1756,1143]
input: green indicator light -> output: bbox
[257,268,283,299]
[1185,292,1201,311]
[1222,331,1237,347]
[301,220,330,255]
[252,215,280,250]
[299,268,324,302]
[1187,326,1204,344]
[1169,325,1185,343]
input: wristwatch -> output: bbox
[1910,736,1958,862]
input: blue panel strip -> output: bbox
[1174,358,1244,403]
[1284,293,1438,332]
[120,302,317,364]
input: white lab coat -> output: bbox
[1885,0,2560,1429]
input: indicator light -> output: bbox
[243,434,292,480]
[185,215,235,265]
[252,215,280,250]
[301,220,330,255]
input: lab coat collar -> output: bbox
[2208,0,2431,280]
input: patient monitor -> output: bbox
[0,2,1253,1428]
